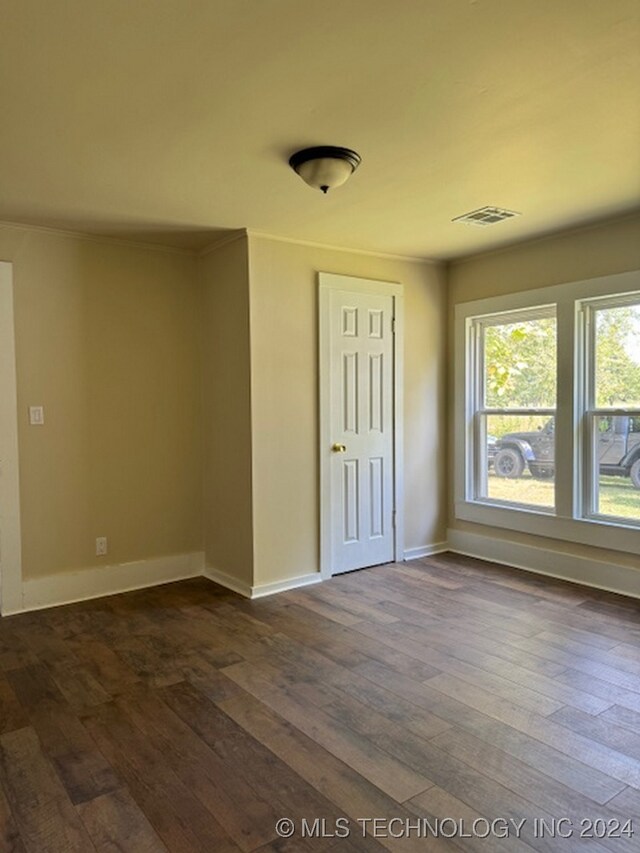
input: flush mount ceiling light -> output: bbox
[289,146,361,194]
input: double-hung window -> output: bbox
[455,270,640,555]
[582,295,640,525]
[472,307,557,510]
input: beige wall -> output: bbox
[200,236,254,584]
[6,210,636,596]
[247,234,447,586]
[2,224,445,593]
[448,212,640,569]
[0,224,202,580]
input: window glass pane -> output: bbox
[484,315,556,409]
[594,303,640,408]
[593,415,640,522]
[481,414,555,508]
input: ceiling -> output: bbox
[0,0,638,259]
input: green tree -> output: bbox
[595,306,640,407]
[485,317,556,408]
[484,306,640,411]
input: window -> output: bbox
[472,308,557,510]
[455,270,640,556]
[583,297,640,524]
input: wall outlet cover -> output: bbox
[29,406,44,425]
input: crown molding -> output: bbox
[198,229,248,258]
[0,218,448,265]
[245,229,440,266]
[0,219,196,256]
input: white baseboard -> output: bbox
[204,566,322,599]
[203,566,253,598]
[251,572,322,598]
[447,528,640,600]
[5,555,322,616]
[9,529,639,617]
[13,552,205,615]
[403,542,449,561]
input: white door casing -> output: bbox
[0,261,23,614]
[319,273,403,578]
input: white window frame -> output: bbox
[580,294,640,525]
[454,269,640,557]
[470,305,557,513]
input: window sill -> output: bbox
[455,500,640,557]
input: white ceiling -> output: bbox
[0,0,638,259]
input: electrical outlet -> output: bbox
[95,537,108,556]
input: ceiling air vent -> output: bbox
[452,206,521,226]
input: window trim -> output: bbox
[581,295,640,523]
[454,269,640,557]
[470,304,557,509]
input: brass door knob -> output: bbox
[332,443,347,453]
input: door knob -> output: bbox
[332,443,347,453]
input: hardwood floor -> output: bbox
[1,553,639,851]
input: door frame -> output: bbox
[0,261,23,614]
[319,272,404,580]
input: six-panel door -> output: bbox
[329,289,395,574]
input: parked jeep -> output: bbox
[493,416,640,488]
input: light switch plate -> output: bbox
[29,406,44,425]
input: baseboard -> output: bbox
[10,542,481,615]
[403,542,449,561]
[447,528,640,600]
[251,572,322,599]
[204,566,322,599]
[203,566,253,598]
[13,552,205,615]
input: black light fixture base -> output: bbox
[288,146,362,173]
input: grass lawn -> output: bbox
[487,472,640,521]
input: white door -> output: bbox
[325,286,396,574]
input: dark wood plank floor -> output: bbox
[1,553,640,851]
